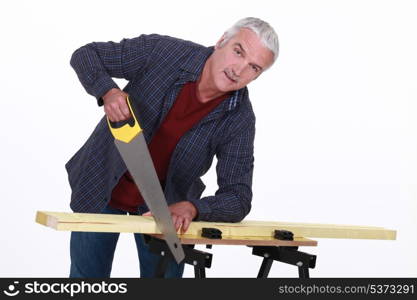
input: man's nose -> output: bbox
[232,63,245,76]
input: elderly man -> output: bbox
[67,17,279,278]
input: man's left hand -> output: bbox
[142,201,198,234]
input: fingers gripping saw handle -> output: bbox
[106,96,142,143]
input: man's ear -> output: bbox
[215,33,227,49]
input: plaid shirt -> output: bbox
[66,34,255,222]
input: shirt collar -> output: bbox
[178,45,245,111]
[180,46,214,76]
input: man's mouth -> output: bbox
[224,71,237,83]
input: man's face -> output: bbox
[207,28,275,93]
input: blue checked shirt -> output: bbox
[66,34,255,222]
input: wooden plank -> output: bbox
[36,211,159,234]
[35,211,397,240]
[149,234,318,246]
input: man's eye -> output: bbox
[252,65,259,72]
[234,49,242,56]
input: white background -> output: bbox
[0,0,416,277]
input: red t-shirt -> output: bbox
[109,81,228,213]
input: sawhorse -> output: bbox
[145,233,317,278]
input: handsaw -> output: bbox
[107,96,185,263]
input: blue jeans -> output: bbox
[69,205,184,278]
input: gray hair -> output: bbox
[220,17,279,64]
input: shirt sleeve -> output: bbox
[190,120,255,222]
[70,34,160,106]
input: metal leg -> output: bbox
[146,236,212,278]
[298,266,310,278]
[154,255,170,278]
[257,257,273,278]
[194,267,206,278]
[252,246,316,278]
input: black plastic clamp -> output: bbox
[274,230,294,241]
[201,227,222,239]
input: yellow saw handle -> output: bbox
[107,96,142,143]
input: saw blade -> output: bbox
[114,135,185,263]
[107,96,185,264]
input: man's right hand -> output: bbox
[102,88,132,122]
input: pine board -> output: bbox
[36,211,396,240]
